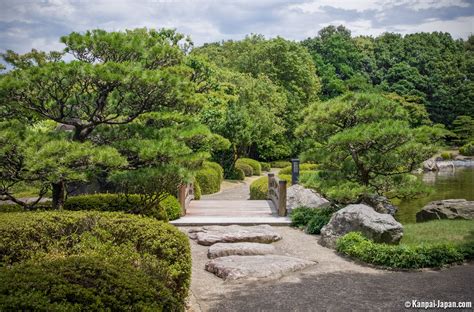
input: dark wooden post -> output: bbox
[291,158,300,185]
[278,180,287,216]
[268,173,274,198]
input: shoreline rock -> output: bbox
[286,184,330,213]
[416,199,474,222]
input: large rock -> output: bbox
[205,255,315,280]
[361,194,397,215]
[320,204,403,248]
[286,184,330,212]
[208,242,276,259]
[416,199,474,222]
[188,225,282,246]
[422,159,438,171]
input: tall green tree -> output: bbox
[297,93,447,203]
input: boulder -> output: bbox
[208,242,276,259]
[361,194,397,215]
[416,199,474,222]
[188,225,282,246]
[320,204,403,249]
[205,255,315,281]
[422,159,438,171]
[286,184,330,212]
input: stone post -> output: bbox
[291,158,300,185]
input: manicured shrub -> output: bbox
[0,211,191,310]
[235,163,253,177]
[195,168,221,194]
[228,167,245,181]
[336,232,471,269]
[440,152,454,160]
[1,193,182,221]
[195,161,224,195]
[65,193,181,220]
[459,141,474,156]
[260,162,271,172]
[236,158,261,175]
[250,176,268,200]
[271,160,291,168]
[279,163,318,175]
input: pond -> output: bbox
[395,167,474,224]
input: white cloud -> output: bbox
[395,15,473,38]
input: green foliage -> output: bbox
[195,162,224,195]
[260,162,271,172]
[336,232,471,269]
[235,163,253,177]
[291,207,336,234]
[227,167,245,181]
[0,211,191,310]
[249,176,268,200]
[270,160,291,168]
[298,92,447,202]
[194,181,202,200]
[460,141,474,156]
[440,152,454,160]
[236,158,262,175]
[279,164,318,175]
[452,116,474,145]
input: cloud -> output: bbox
[0,0,472,54]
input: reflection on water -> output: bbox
[395,167,474,224]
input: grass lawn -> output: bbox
[401,220,474,246]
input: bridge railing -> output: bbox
[178,183,194,216]
[267,173,287,216]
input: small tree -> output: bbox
[297,92,447,202]
[452,115,474,145]
[0,121,126,209]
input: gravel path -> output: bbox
[201,176,263,201]
[182,226,474,312]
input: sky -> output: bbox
[0,0,473,54]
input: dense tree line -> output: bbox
[1,26,472,207]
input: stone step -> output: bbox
[188,225,283,246]
[207,242,276,259]
[171,216,291,226]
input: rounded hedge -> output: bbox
[228,167,245,181]
[0,211,191,311]
[194,161,224,195]
[236,163,253,177]
[236,158,261,175]
[260,162,271,172]
[250,176,268,200]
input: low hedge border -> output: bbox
[0,211,191,311]
[290,206,336,234]
[336,232,474,269]
[249,176,268,200]
[0,193,182,221]
[260,162,271,172]
[271,160,291,168]
[279,164,318,175]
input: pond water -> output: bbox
[395,167,474,224]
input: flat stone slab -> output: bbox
[208,242,276,259]
[205,255,315,280]
[188,225,282,246]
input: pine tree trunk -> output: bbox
[52,180,65,210]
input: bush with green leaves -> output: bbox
[250,176,268,200]
[0,193,182,221]
[236,158,262,175]
[279,163,318,175]
[440,152,454,160]
[236,163,253,177]
[271,160,291,168]
[260,162,271,172]
[460,141,474,156]
[291,206,336,234]
[0,211,191,311]
[195,161,224,195]
[336,232,473,269]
